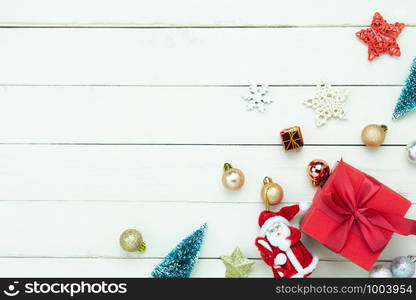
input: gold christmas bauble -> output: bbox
[260,176,284,210]
[119,229,146,252]
[222,163,245,191]
[361,124,388,147]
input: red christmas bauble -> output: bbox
[306,159,330,187]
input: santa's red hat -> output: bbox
[258,204,301,236]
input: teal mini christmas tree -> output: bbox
[393,57,416,120]
[151,223,207,278]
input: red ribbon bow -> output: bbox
[317,163,416,253]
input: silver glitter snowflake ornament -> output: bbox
[242,84,274,113]
[304,82,348,127]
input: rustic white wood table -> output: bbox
[0,0,415,277]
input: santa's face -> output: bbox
[265,221,290,246]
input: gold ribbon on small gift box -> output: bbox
[280,126,304,151]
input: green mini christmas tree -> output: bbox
[151,223,207,278]
[393,57,416,120]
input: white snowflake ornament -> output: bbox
[242,84,274,113]
[304,82,348,127]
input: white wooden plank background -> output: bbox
[0,28,415,85]
[0,202,415,260]
[0,0,415,278]
[0,146,413,202]
[0,259,369,278]
[0,0,415,27]
[0,86,414,144]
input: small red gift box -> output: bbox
[280,126,304,151]
[300,160,416,270]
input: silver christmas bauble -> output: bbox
[406,141,416,164]
[391,256,415,278]
[369,265,393,278]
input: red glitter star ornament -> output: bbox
[356,12,405,61]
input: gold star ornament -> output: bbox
[221,247,254,278]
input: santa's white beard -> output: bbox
[266,224,290,248]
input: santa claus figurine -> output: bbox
[255,203,318,278]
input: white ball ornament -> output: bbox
[391,256,415,278]
[369,265,393,278]
[406,141,416,164]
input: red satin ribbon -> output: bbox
[316,163,416,253]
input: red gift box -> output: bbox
[280,126,304,151]
[300,160,416,270]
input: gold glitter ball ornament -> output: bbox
[361,124,388,147]
[119,229,146,252]
[221,247,254,278]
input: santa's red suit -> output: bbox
[255,203,318,278]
